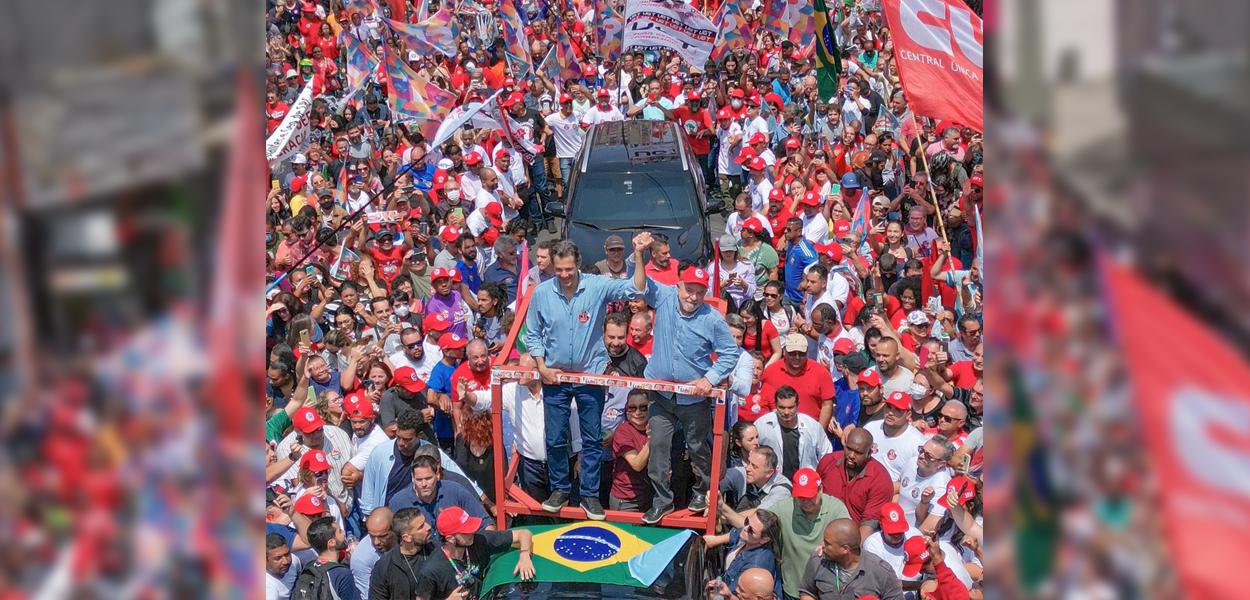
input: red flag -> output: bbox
[1103,258,1250,599]
[881,0,983,131]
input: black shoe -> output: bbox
[688,493,708,514]
[541,490,570,513]
[580,497,606,521]
[641,505,673,525]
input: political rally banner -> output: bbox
[265,79,314,163]
[623,0,718,69]
[1102,257,1250,600]
[366,211,406,224]
[428,90,505,149]
[881,0,983,131]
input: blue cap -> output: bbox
[840,172,861,189]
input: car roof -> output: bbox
[586,120,688,172]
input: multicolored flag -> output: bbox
[711,1,752,60]
[381,49,458,139]
[848,187,871,244]
[537,45,561,82]
[760,0,788,41]
[342,31,380,100]
[593,0,624,64]
[498,0,533,78]
[334,160,349,207]
[782,0,816,46]
[553,22,584,83]
[383,5,461,57]
[813,0,842,101]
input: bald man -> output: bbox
[735,567,777,600]
[799,519,903,600]
[351,507,396,598]
[816,427,893,537]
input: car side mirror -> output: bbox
[545,201,565,217]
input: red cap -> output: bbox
[437,506,483,537]
[857,368,882,388]
[596,88,610,98]
[463,151,483,166]
[293,407,325,433]
[344,390,374,419]
[820,243,843,263]
[728,88,745,99]
[452,268,463,283]
[747,132,767,145]
[969,173,983,188]
[559,92,573,103]
[784,137,801,150]
[747,94,762,106]
[440,226,462,243]
[484,202,503,218]
[768,188,786,202]
[439,332,469,350]
[733,146,756,165]
[685,90,701,101]
[430,267,455,281]
[938,476,977,509]
[392,366,428,394]
[880,502,909,535]
[482,227,499,244]
[902,536,930,577]
[583,64,597,77]
[504,91,526,108]
[294,493,329,516]
[717,107,732,120]
[406,208,424,222]
[741,217,765,234]
[747,157,767,172]
[884,391,910,410]
[792,468,822,499]
[503,77,516,88]
[833,337,855,355]
[423,312,451,332]
[833,219,852,237]
[680,266,710,288]
[799,191,821,206]
[300,449,332,473]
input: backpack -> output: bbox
[290,561,347,600]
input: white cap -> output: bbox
[906,310,930,325]
[437,158,454,170]
[284,69,298,78]
[291,153,308,164]
[407,50,420,62]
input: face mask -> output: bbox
[394,304,410,318]
[446,190,461,202]
[731,99,742,109]
[648,92,659,101]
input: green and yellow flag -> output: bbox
[814,0,842,102]
[480,522,695,594]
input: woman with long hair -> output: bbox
[454,407,496,500]
[737,299,781,366]
[703,509,784,600]
[727,420,760,469]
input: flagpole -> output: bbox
[910,112,949,246]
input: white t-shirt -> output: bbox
[800,211,829,244]
[545,110,586,159]
[861,420,926,482]
[748,178,774,214]
[745,116,770,142]
[349,425,391,470]
[459,171,483,208]
[898,461,953,527]
[717,122,744,176]
[386,346,441,382]
[581,105,625,126]
[725,210,775,241]
[265,553,302,600]
[863,530,972,589]
[764,305,792,337]
[345,189,372,214]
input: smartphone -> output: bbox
[299,329,311,346]
[917,345,930,368]
[959,453,971,473]
[418,221,429,235]
[871,292,884,306]
[271,179,280,190]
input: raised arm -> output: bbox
[631,232,654,293]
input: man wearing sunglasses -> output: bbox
[899,435,956,535]
[273,407,355,514]
[923,400,969,450]
[947,315,982,363]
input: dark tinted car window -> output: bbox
[569,170,699,226]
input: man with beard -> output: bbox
[413,507,535,600]
[862,391,927,491]
[632,235,742,523]
[340,391,392,491]
[641,233,679,286]
[599,311,648,505]
[265,533,301,600]
[350,507,395,599]
[816,427,893,538]
[761,334,836,429]
[369,508,435,600]
[855,367,886,426]
[359,411,478,517]
[387,327,437,380]
[450,340,492,435]
[379,366,436,441]
[293,517,359,599]
[454,233,483,295]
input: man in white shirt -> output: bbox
[746,131,776,168]
[897,435,955,534]
[274,407,356,510]
[861,391,926,485]
[862,502,975,591]
[716,108,745,197]
[753,386,832,480]
[546,93,587,189]
[496,366,582,505]
[743,157,773,213]
[580,89,625,126]
[265,533,301,600]
[743,96,770,143]
[797,191,829,244]
[340,391,391,487]
[725,192,775,241]
[459,152,485,206]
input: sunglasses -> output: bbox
[406,342,422,350]
[744,522,757,536]
[939,413,963,422]
[763,292,779,298]
[916,446,942,462]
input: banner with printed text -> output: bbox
[265,79,314,163]
[623,0,718,69]
[881,0,983,131]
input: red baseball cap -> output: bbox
[833,219,852,238]
[857,368,882,388]
[406,208,424,222]
[482,227,500,245]
[717,107,732,120]
[439,333,469,350]
[747,94,762,106]
[733,147,756,165]
[880,501,909,535]
[294,493,330,516]
[300,449,332,473]
[768,187,786,202]
[747,132,767,145]
[484,202,503,219]
[686,90,701,101]
[784,137,801,150]
[937,475,977,509]
[392,366,428,394]
[747,157,767,172]
[969,173,983,188]
[792,468,822,499]
[820,243,844,263]
[728,88,745,99]
[559,92,573,103]
[344,390,375,419]
[596,88,610,99]
[833,337,856,355]
[437,506,483,537]
[799,191,821,206]
[583,64,597,77]
[430,267,455,281]
[452,268,463,283]
[503,91,526,108]
[884,390,910,410]
[293,407,325,433]
[902,536,930,577]
[439,226,462,243]
[423,312,451,332]
[741,217,765,234]
[680,266,710,288]
[503,77,516,88]
[464,151,483,166]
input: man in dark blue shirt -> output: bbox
[783,217,818,306]
[454,235,483,295]
[483,235,521,304]
[301,516,360,599]
[386,455,492,542]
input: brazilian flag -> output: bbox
[480,522,695,595]
[814,0,842,102]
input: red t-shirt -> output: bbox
[645,261,679,286]
[761,359,835,421]
[628,335,654,359]
[266,101,290,134]
[611,422,650,499]
[672,106,714,156]
[742,319,780,361]
[737,383,776,423]
[368,244,406,286]
[450,362,492,405]
[948,360,980,389]
[816,452,894,523]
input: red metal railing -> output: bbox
[488,285,728,534]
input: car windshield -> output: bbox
[569,170,698,227]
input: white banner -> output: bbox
[428,90,504,149]
[265,80,314,163]
[623,0,718,69]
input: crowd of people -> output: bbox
[263,0,984,599]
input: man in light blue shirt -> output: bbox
[523,237,649,519]
[627,78,677,121]
[631,232,742,524]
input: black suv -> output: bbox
[546,120,718,267]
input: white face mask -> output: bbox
[394,304,410,318]
[731,99,743,109]
[446,189,461,202]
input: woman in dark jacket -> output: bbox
[703,509,784,600]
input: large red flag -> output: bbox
[881,0,982,131]
[1103,258,1250,599]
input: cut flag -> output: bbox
[497,0,533,78]
[881,0,983,131]
[711,1,752,60]
[383,6,460,57]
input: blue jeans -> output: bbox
[528,159,551,223]
[543,383,604,498]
